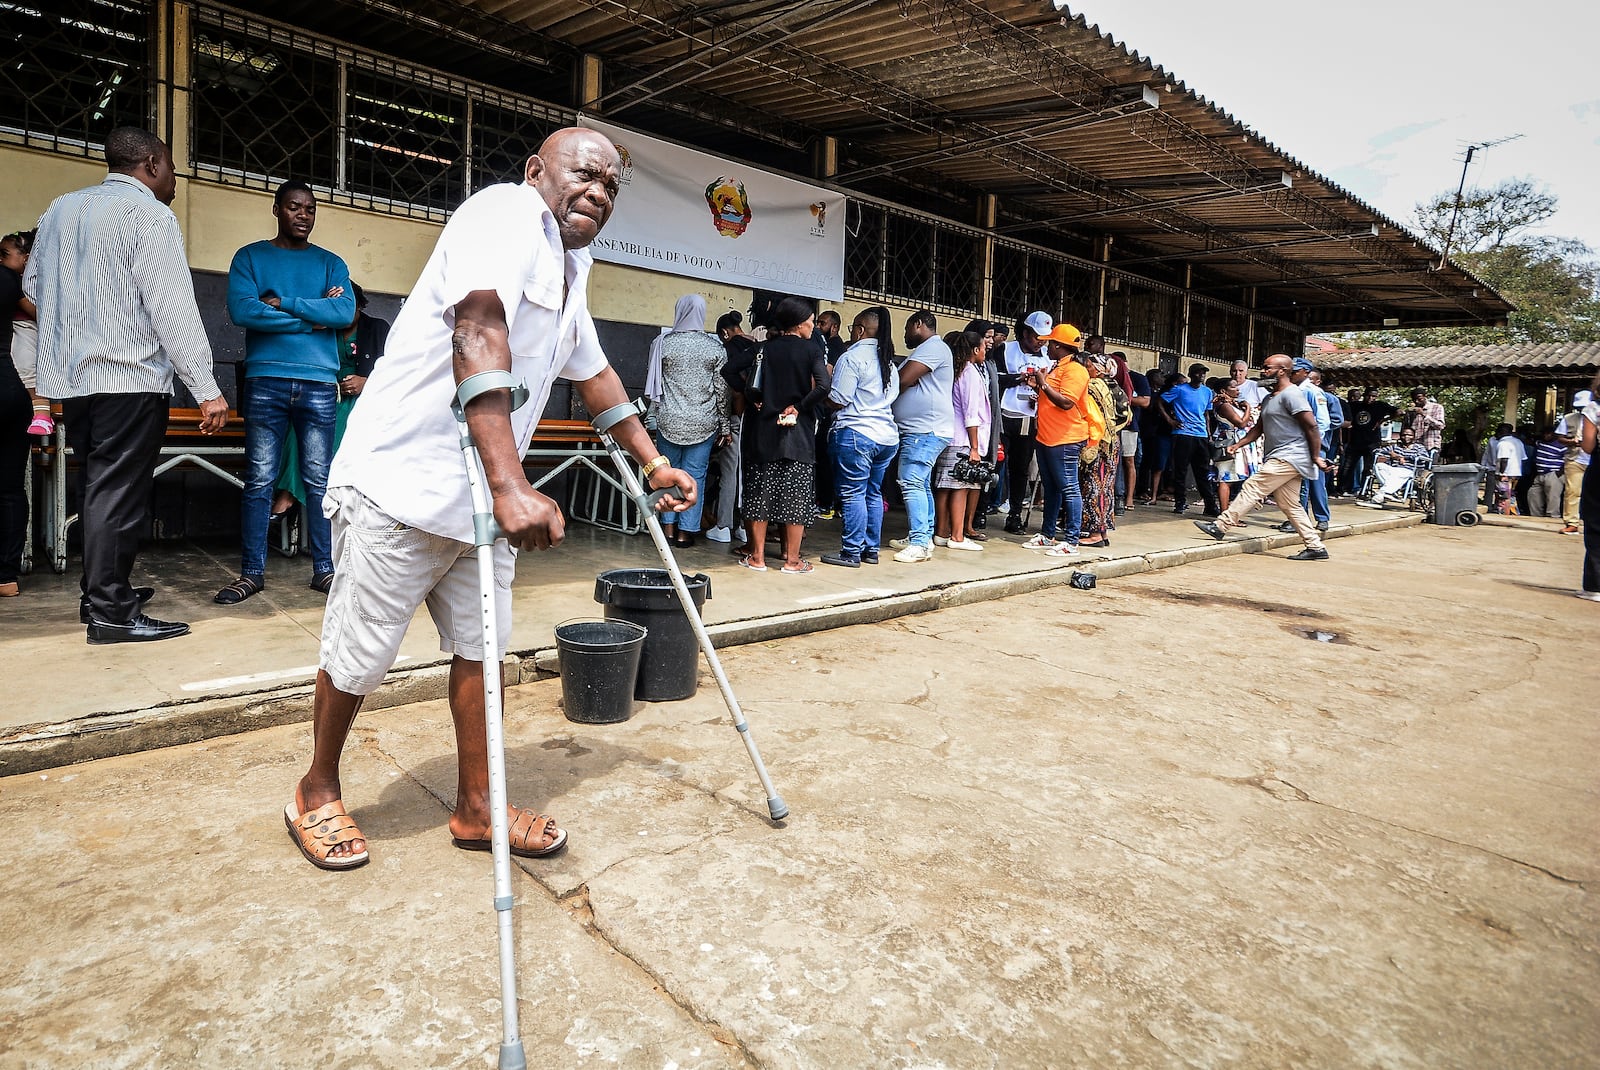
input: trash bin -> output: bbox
[594,568,711,701]
[554,619,647,724]
[1428,463,1485,526]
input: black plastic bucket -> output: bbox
[594,568,711,701]
[554,618,647,724]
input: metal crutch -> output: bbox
[452,369,533,1070]
[588,399,789,823]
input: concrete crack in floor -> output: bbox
[565,883,764,1068]
[1262,775,1589,890]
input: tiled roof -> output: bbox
[1316,342,1600,381]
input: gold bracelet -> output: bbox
[641,455,670,481]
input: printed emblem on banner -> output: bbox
[613,143,635,186]
[809,201,827,236]
[705,176,753,238]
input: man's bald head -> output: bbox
[525,127,623,250]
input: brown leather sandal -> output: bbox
[453,808,568,858]
[284,798,370,870]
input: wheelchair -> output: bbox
[1357,449,1436,511]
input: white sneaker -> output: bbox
[893,544,932,563]
[933,536,950,547]
[889,537,912,550]
[704,526,732,543]
[1044,543,1079,556]
[1022,533,1055,549]
[1577,590,1600,602]
[946,538,983,552]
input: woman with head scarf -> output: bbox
[647,293,728,547]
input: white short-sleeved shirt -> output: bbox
[330,183,609,542]
[1494,436,1527,478]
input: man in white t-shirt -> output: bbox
[284,128,695,871]
[998,310,1053,533]
[1481,422,1527,514]
[1231,359,1266,410]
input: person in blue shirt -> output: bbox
[1282,362,1332,531]
[1161,362,1219,516]
[216,181,354,605]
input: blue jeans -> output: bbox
[1299,443,1331,524]
[659,433,716,532]
[896,431,948,547]
[1036,440,1084,544]
[243,377,336,576]
[831,426,897,557]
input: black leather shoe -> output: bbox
[1287,547,1330,561]
[1003,516,1025,535]
[80,586,155,624]
[86,612,191,645]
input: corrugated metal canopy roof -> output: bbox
[1317,342,1600,385]
[447,0,1510,331]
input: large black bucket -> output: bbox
[554,619,647,724]
[594,568,711,701]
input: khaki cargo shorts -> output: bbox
[319,487,514,695]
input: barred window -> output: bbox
[0,0,151,156]
[191,19,339,192]
[471,99,556,192]
[1254,319,1302,363]
[846,201,981,316]
[885,212,934,306]
[189,5,567,220]
[990,244,1028,323]
[1192,300,1249,362]
[344,65,464,213]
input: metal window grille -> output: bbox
[934,231,979,313]
[989,243,1029,324]
[844,201,886,294]
[0,0,152,157]
[189,5,568,221]
[1254,318,1302,362]
[846,198,982,317]
[885,211,934,306]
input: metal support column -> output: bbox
[979,194,997,318]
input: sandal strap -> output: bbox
[291,800,365,856]
[220,577,262,597]
[507,809,561,852]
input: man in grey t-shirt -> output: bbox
[1192,352,1331,559]
[889,309,953,561]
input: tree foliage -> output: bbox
[1344,179,1600,348]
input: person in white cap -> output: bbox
[1555,389,1593,535]
[996,310,1054,533]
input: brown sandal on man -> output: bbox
[453,808,568,858]
[284,798,370,870]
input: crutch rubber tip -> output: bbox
[767,796,790,822]
[499,1042,528,1070]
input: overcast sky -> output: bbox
[1063,1,1600,251]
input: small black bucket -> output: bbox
[594,568,711,701]
[554,618,647,724]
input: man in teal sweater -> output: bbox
[216,180,354,604]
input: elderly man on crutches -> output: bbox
[284,128,694,874]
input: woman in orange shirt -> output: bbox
[1021,323,1094,556]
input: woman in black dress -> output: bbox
[738,297,831,573]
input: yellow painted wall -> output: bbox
[5,146,105,233]
[181,182,441,294]
[588,262,752,331]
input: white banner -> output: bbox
[580,116,846,300]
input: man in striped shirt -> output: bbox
[24,127,228,644]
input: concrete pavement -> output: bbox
[0,522,1594,1068]
[1,499,1421,775]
